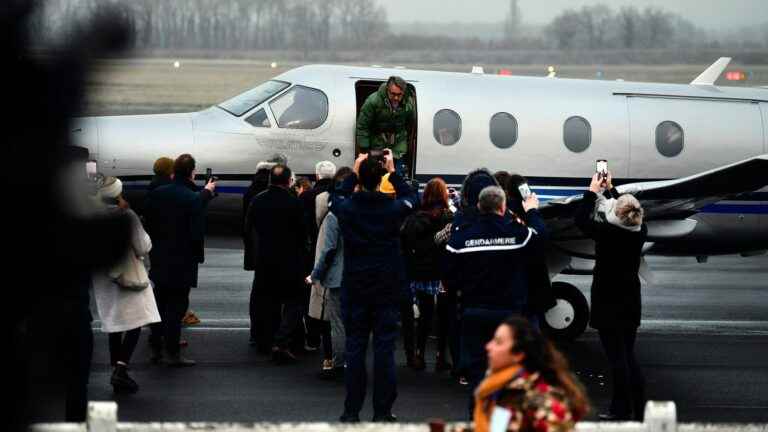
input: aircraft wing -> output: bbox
[542,154,768,236]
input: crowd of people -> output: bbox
[84,74,650,430]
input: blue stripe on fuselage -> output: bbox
[120,179,768,215]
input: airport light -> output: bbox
[725,70,747,81]
[173,61,180,69]
[547,66,556,78]
[499,68,512,76]
[270,62,278,69]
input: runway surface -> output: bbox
[85,239,768,424]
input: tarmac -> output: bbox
[82,238,768,424]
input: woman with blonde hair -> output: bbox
[473,316,589,432]
[575,172,647,421]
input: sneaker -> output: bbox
[110,364,139,393]
[322,359,334,370]
[303,342,319,352]
[182,311,201,326]
[372,413,398,423]
[458,376,469,386]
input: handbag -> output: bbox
[109,251,150,291]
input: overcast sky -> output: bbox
[383,0,768,30]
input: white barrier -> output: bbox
[28,401,768,432]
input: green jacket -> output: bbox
[356,83,415,159]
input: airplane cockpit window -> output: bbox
[218,80,290,117]
[245,108,271,128]
[490,112,518,149]
[656,121,684,157]
[269,85,329,129]
[564,116,591,153]
[433,109,461,146]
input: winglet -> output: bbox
[691,57,731,86]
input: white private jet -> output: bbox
[71,58,768,339]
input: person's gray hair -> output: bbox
[315,160,337,180]
[268,153,288,165]
[615,194,644,226]
[387,76,407,92]
[477,186,506,214]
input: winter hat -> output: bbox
[99,176,122,199]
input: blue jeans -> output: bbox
[342,299,400,417]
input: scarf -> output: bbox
[473,365,523,432]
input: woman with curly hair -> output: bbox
[473,316,589,432]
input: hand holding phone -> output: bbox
[517,183,531,200]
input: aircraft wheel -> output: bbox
[542,282,589,341]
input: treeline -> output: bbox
[32,0,768,55]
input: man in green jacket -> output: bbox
[356,76,415,176]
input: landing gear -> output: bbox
[542,282,589,341]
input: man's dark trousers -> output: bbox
[460,307,520,418]
[249,282,282,352]
[153,284,191,355]
[343,296,400,417]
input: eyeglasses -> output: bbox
[388,88,404,99]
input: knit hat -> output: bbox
[99,176,122,199]
[379,173,395,195]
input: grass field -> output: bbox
[83,58,768,116]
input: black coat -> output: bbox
[401,209,452,282]
[244,185,309,299]
[575,190,648,329]
[242,169,270,233]
[144,178,213,288]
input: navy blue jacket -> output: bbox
[144,178,213,288]
[445,209,548,311]
[334,172,417,304]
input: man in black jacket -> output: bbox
[444,184,546,413]
[245,164,309,362]
[335,151,417,423]
[144,154,216,366]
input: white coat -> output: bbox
[92,207,161,333]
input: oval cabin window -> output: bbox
[656,121,684,157]
[490,112,518,149]
[433,109,462,146]
[563,116,591,153]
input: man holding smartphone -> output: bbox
[334,150,418,422]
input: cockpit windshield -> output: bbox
[218,80,290,117]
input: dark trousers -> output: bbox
[415,291,455,360]
[343,300,400,417]
[152,284,191,355]
[400,296,416,359]
[274,298,305,350]
[598,327,646,420]
[108,328,141,366]
[460,307,519,418]
[250,284,282,352]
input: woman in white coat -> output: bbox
[92,177,161,393]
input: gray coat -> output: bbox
[311,212,344,289]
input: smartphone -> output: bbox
[205,168,218,183]
[596,159,608,179]
[86,160,98,178]
[518,183,531,199]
